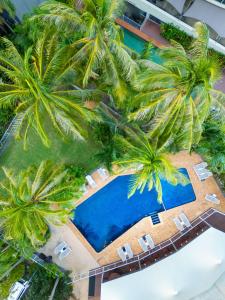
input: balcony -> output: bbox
[127,0,225,52]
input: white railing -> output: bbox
[0,113,23,154]
[71,208,223,283]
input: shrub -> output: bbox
[195,117,225,192]
[0,264,25,299]
[160,23,193,48]
[23,264,73,300]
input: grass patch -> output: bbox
[0,125,101,173]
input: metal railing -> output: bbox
[71,208,223,283]
[122,15,142,29]
[0,113,23,155]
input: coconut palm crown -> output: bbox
[32,0,137,102]
[0,161,79,250]
[0,31,99,148]
[129,22,225,151]
[113,130,189,202]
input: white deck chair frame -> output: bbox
[179,212,191,228]
[173,217,184,231]
[54,241,67,255]
[85,175,97,188]
[117,247,127,262]
[124,243,133,259]
[138,238,149,252]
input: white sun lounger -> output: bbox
[173,217,184,231]
[59,246,72,260]
[138,237,149,252]
[54,241,67,255]
[85,175,97,188]
[117,246,127,262]
[97,168,109,181]
[80,184,88,195]
[198,172,213,181]
[124,243,133,259]
[196,168,209,176]
[205,194,220,204]
[145,234,155,249]
[193,162,208,170]
[179,213,191,228]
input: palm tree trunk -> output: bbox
[0,257,24,281]
[48,277,60,300]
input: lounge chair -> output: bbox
[198,172,213,181]
[59,246,72,260]
[85,175,97,188]
[173,217,184,231]
[97,168,109,181]
[205,194,220,204]
[124,243,133,259]
[179,212,191,228]
[196,168,209,176]
[145,234,155,249]
[138,237,149,252]
[193,162,208,170]
[80,184,88,195]
[117,246,127,262]
[54,241,67,255]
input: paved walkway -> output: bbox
[141,20,169,46]
[40,224,99,300]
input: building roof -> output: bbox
[184,0,225,38]
[101,227,225,300]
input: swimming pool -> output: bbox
[123,28,162,64]
[72,168,196,252]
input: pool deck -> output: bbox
[41,151,224,299]
[71,151,225,266]
[116,18,167,48]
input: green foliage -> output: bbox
[160,23,193,48]
[130,22,224,151]
[65,164,86,188]
[0,31,99,148]
[113,129,189,202]
[140,42,154,59]
[93,122,118,170]
[0,161,81,252]
[32,0,137,102]
[160,22,225,68]
[195,117,225,190]
[24,264,72,300]
[0,264,24,299]
[0,242,21,277]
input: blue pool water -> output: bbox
[123,28,162,64]
[72,168,196,252]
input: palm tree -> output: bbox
[32,0,137,102]
[129,22,225,151]
[0,161,80,251]
[0,31,99,148]
[113,130,188,202]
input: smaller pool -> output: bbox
[72,168,196,252]
[123,28,162,64]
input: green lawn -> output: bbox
[0,125,101,173]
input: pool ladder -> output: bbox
[150,212,161,225]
